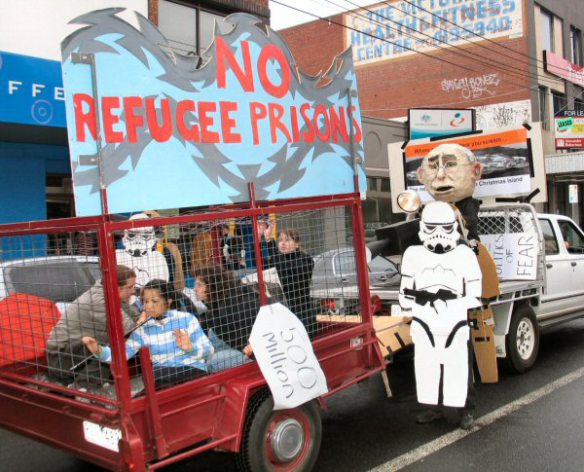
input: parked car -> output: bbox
[479,155,511,176]
[0,255,100,309]
[406,170,419,185]
[509,155,529,169]
[311,247,400,315]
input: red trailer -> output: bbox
[0,189,385,471]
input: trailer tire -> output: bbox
[236,391,322,472]
[506,305,539,373]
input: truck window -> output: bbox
[538,219,559,255]
[558,220,584,254]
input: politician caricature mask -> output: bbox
[416,143,483,203]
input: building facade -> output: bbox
[279,0,584,225]
[0,0,269,225]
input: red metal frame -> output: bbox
[0,191,384,471]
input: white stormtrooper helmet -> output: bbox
[122,213,157,257]
[418,201,460,254]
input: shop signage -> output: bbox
[409,108,475,139]
[61,9,365,216]
[346,0,524,66]
[555,110,584,149]
[0,51,66,127]
[545,51,584,88]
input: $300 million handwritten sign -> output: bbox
[249,303,328,410]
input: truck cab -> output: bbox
[538,213,584,325]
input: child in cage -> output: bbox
[194,266,260,361]
[46,265,141,388]
[259,224,316,334]
[82,279,214,388]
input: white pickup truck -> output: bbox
[363,203,584,373]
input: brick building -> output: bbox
[279,0,584,224]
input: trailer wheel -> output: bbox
[236,391,322,472]
[506,305,539,373]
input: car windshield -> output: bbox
[369,256,398,275]
[334,252,356,274]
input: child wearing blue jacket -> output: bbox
[83,279,214,388]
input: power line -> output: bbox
[273,0,569,91]
[397,0,549,68]
[270,0,478,72]
[330,0,564,88]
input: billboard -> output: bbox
[61,10,365,216]
[388,125,547,212]
[409,108,475,140]
[555,110,584,150]
[0,51,66,127]
[345,0,524,66]
[545,51,584,88]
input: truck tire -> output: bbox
[236,391,322,472]
[506,305,539,373]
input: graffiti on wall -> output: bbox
[441,73,500,100]
[474,99,531,130]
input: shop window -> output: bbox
[46,174,74,253]
[552,92,567,117]
[575,100,584,114]
[541,9,554,53]
[362,198,379,223]
[571,26,583,66]
[158,1,231,56]
[539,87,549,129]
[379,177,391,192]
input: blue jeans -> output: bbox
[207,329,250,372]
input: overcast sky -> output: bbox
[269,0,380,30]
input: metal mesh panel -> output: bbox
[478,205,539,236]
[0,201,365,398]
[478,204,543,282]
[0,231,104,390]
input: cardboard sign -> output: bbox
[405,128,532,201]
[249,303,328,410]
[389,124,547,212]
[61,9,365,216]
[480,233,537,280]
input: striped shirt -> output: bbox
[98,310,214,371]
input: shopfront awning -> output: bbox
[546,152,584,175]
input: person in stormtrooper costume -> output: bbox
[399,201,482,427]
[116,213,170,290]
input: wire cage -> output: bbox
[477,203,544,282]
[0,197,371,403]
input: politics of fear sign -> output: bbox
[61,9,366,216]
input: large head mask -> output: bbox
[122,213,157,257]
[419,202,460,254]
[416,143,483,203]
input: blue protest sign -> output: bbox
[61,9,365,216]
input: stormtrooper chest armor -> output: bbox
[414,249,467,296]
